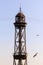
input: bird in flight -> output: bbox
[36,34,40,36]
[33,52,38,58]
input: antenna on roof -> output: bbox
[20,3,21,12]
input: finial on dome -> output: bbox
[20,4,21,12]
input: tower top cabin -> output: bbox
[14,8,27,27]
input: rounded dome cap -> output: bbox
[14,8,27,27]
[15,12,25,18]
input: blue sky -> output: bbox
[0,0,43,65]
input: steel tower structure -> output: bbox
[13,8,27,65]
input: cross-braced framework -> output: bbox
[13,9,27,65]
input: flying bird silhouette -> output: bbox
[36,34,40,36]
[33,52,38,58]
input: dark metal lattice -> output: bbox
[13,10,27,65]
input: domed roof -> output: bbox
[15,11,25,18]
[14,8,27,27]
[15,7,25,18]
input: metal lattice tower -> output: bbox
[13,8,27,65]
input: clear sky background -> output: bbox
[0,0,43,65]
